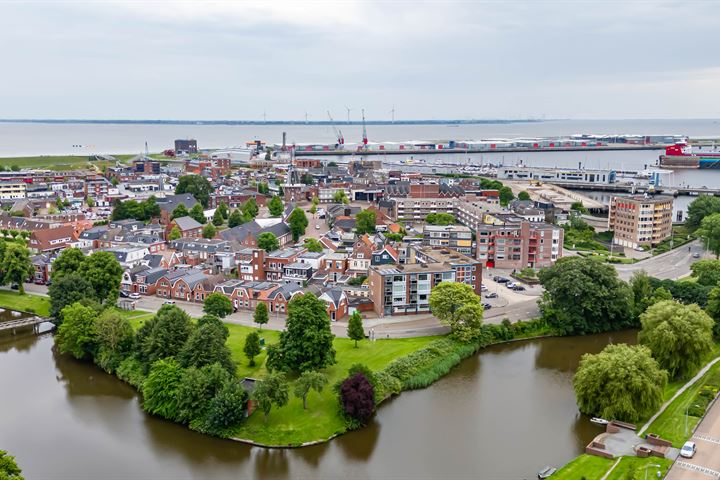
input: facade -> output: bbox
[476,220,562,269]
[422,225,475,256]
[393,197,456,223]
[608,194,673,248]
[0,182,27,200]
[498,166,616,184]
[175,139,198,155]
[367,246,482,316]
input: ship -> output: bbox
[659,142,720,169]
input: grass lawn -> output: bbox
[604,457,672,480]
[553,454,613,480]
[645,359,720,447]
[0,154,139,171]
[0,291,50,316]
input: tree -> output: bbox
[253,303,269,329]
[189,203,206,224]
[0,450,24,480]
[137,305,194,367]
[171,203,189,220]
[252,373,289,423]
[241,198,259,218]
[202,223,217,239]
[294,371,328,410]
[301,173,315,185]
[243,331,261,366]
[179,323,236,374]
[429,282,484,342]
[499,186,515,206]
[202,381,249,435]
[95,310,134,373]
[266,293,336,372]
[78,251,123,305]
[228,209,249,228]
[355,210,376,235]
[175,175,212,207]
[538,256,634,335]
[630,271,655,318]
[197,314,229,337]
[518,191,531,201]
[2,243,33,294]
[303,238,323,253]
[268,195,284,217]
[347,311,365,347]
[56,302,99,360]
[52,248,85,280]
[212,208,224,227]
[86,197,95,208]
[142,358,184,420]
[168,225,182,240]
[687,195,720,229]
[573,344,667,423]
[288,207,309,242]
[176,363,231,424]
[309,204,317,215]
[650,286,673,304]
[257,232,279,252]
[217,202,229,220]
[203,292,233,318]
[698,213,720,258]
[425,213,455,225]
[705,286,720,338]
[691,259,720,286]
[48,272,94,321]
[639,300,714,379]
[143,196,161,219]
[339,373,375,426]
[333,190,349,204]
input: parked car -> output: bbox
[693,253,701,259]
[634,246,645,252]
[506,282,517,289]
[482,303,492,310]
[315,224,320,230]
[163,300,176,305]
[680,441,696,458]
[485,292,498,299]
[481,284,488,292]
[512,285,526,291]
[129,293,141,300]
[10,284,19,290]
[494,276,509,283]
[119,291,130,298]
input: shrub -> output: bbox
[339,373,375,428]
[195,381,249,437]
[142,359,184,421]
[116,357,146,390]
[373,370,403,401]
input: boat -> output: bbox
[538,466,557,478]
[591,417,609,426]
[659,142,720,169]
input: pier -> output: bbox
[0,316,52,335]
[294,144,665,156]
[553,181,720,197]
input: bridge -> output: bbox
[0,316,52,334]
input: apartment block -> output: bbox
[608,194,673,249]
[368,246,482,316]
[476,220,562,269]
[0,182,27,200]
[393,197,456,223]
[422,225,475,256]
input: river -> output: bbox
[0,324,637,479]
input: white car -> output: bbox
[129,293,141,300]
[680,441,696,458]
[315,224,320,230]
[163,300,176,305]
[481,285,488,292]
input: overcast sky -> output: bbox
[2,0,719,120]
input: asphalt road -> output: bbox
[615,240,709,281]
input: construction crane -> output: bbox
[327,111,344,147]
[361,108,368,149]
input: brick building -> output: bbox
[476,220,562,269]
[608,194,673,249]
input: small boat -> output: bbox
[538,466,557,479]
[591,417,609,426]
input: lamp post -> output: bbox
[643,463,661,480]
[685,403,702,436]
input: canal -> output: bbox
[0,325,637,479]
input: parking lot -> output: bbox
[666,398,720,479]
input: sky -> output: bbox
[2,0,720,120]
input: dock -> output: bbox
[294,144,665,156]
[552,181,720,197]
[0,316,52,334]
[504,180,608,212]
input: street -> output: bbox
[615,240,708,281]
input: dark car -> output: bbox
[119,290,130,298]
[512,285,526,291]
[10,284,19,290]
[493,276,509,283]
[482,303,492,310]
[485,292,498,299]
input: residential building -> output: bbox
[282,262,313,286]
[476,220,563,269]
[175,139,198,155]
[393,197,456,223]
[608,194,673,249]
[28,225,77,253]
[220,220,293,249]
[422,225,475,256]
[166,216,203,240]
[0,182,26,200]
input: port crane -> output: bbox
[327,111,344,147]
[361,108,368,149]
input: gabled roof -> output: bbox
[220,220,290,243]
[319,288,347,308]
[156,194,199,213]
[172,216,203,231]
[267,283,303,301]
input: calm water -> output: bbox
[0,327,637,479]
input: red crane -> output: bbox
[327,111,344,147]
[361,108,368,148]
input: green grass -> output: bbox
[604,457,672,480]
[645,359,720,446]
[0,291,50,316]
[554,454,613,480]
[0,153,140,171]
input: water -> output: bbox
[0,326,637,479]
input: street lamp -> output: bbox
[685,403,702,436]
[643,463,661,480]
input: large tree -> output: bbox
[687,195,720,229]
[228,209,249,228]
[176,363,231,424]
[339,373,375,426]
[573,344,667,423]
[179,323,236,374]
[347,311,365,347]
[56,302,99,360]
[698,213,720,258]
[201,381,248,435]
[629,271,655,318]
[3,243,33,294]
[241,198,259,218]
[288,208,309,242]
[202,223,216,239]
[303,238,323,253]
[257,232,279,252]
[538,256,634,335]
[189,203,206,225]
[168,226,182,240]
[142,358,184,420]
[690,259,720,286]
[48,272,95,321]
[639,300,714,379]
[266,293,336,372]
[0,450,24,480]
[95,310,135,373]
[175,175,212,207]
[171,204,189,220]
[51,247,85,280]
[293,370,328,410]
[355,210,376,234]
[78,251,123,305]
[203,292,233,318]
[217,202,229,220]
[705,286,720,338]
[212,208,224,227]
[268,195,284,217]
[252,373,289,423]
[137,305,194,367]
[429,282,484,342]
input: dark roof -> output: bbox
[156,194,199,213]
[173,216,203,231]
[220,220,290,243]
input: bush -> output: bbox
[339,373,375,428]
[195,381,249,437]
[142,359,184,421]
[373,370,403,401]
[116,357,146,390]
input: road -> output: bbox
[666,395,720,480]
[614,240,709,281]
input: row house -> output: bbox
[107,246,151,269]
[347,235,373,278]
[156,269,224,302]
[31,254,53,284]
[220,220,293,249]
[29,225,77,253]
[319,288,349,321]
[282,262,314,286]
[169,238,230,266]
[213,280,304,315]
[264,248,304,281]
[121,265,168,295]
[210,190,268,209]
[236,248,267,282]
